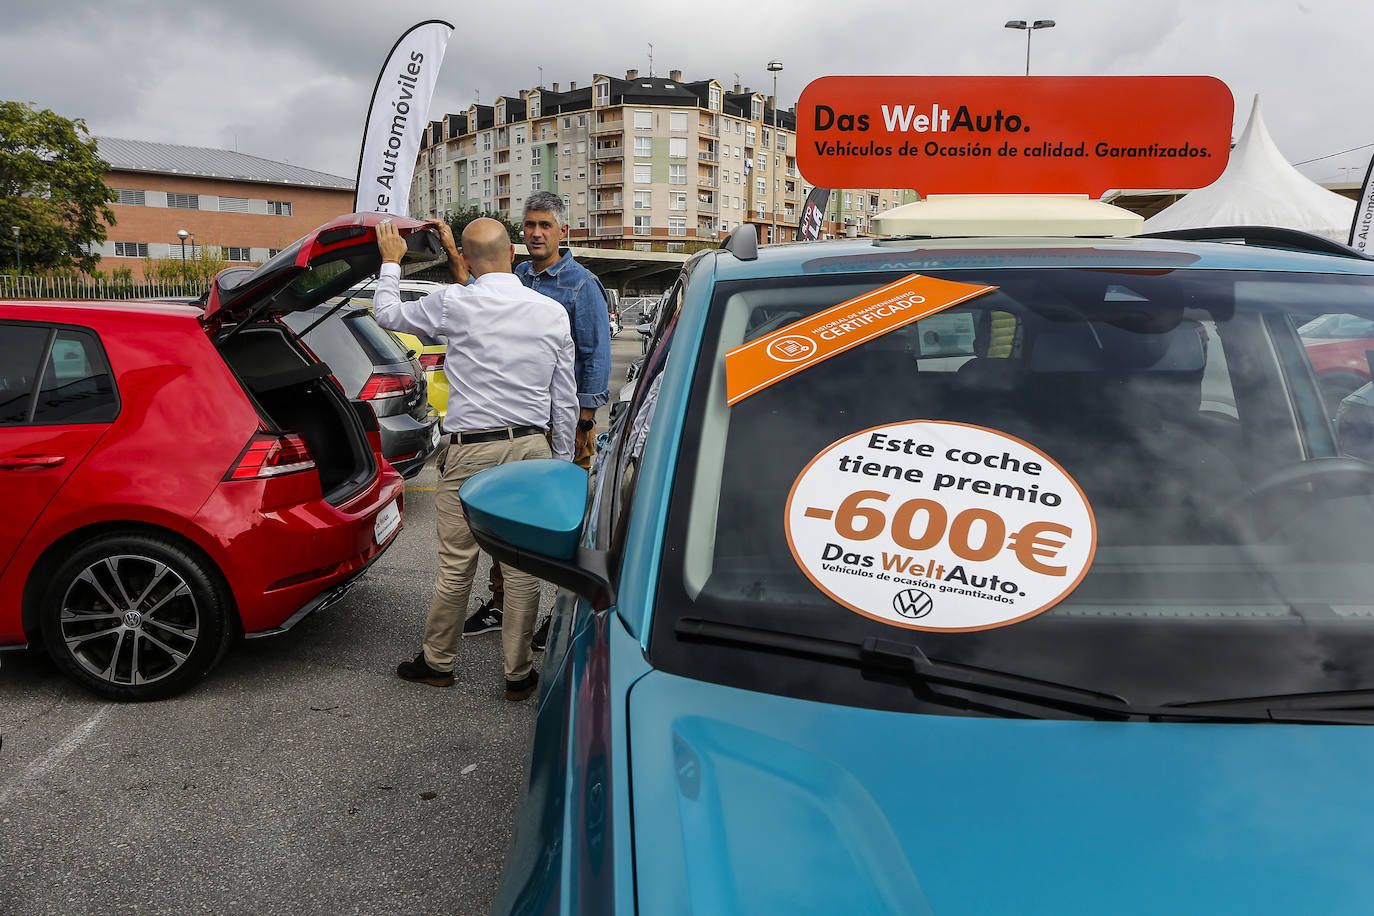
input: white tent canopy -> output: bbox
[871,194,1143,237]
[1141,96,1355,241]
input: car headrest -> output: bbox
[1029,319,1206,373]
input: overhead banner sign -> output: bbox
[797,76,1233,197]
[724,273,997,405]
[1350,156,1374,253]
[354,19,454,216]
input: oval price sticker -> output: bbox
[785,420,1097,632]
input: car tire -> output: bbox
[40,533,234,702]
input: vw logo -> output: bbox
[766,335,817,362]
[122,610,143,628]
[892,588,933,619]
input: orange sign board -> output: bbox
[724,274,998,405]
[797,76,1233,196]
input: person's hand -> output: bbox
[426,218,468,284]
[575,422,589,457]
[376,219,407,264]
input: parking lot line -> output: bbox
[0,706,111,807]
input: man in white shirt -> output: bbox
[373,217,576,700]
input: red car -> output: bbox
[0,213,435,700]
[1298,312,1374,410]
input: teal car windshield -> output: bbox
[650,266,1374,716]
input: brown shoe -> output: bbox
[397,652,454,687]
[505,669,539,701]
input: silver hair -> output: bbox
[523,191,567,227]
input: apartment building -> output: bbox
[410,70,916,251]
[96,137,355,279]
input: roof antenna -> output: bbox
[648,43,654,77]
[538,66,543,89]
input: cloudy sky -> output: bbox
[3,0,1368,187]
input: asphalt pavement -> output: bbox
[0,328,646,915]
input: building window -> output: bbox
[496,102,505,125]
[633,241,651,251]
[595,82,610,106]
[532,147,542,166]
[669,216,686,236]
[669,164,686,185]
[763,128,772,148]
[483,178,492,196]
[671,192,686,210]
[669,137,687,158]
[223,246,252,261]
[563,117,571,129]
[578,115,586,126]
[113,241,148,257]
[633,215,652,235]
[483,132,492,150]
[746,126,757,145]
[267,248,281,258]
[531,173,542,190]
[670,110,688,132]
[709,87,721,110]
[634,109,653,130]
[483,158,491,174]
[515,127,525,145]
[114,188,145,206]
[634,136,652,157]
[757,178,766,194]
[634,163,651,183]
[755,154,766,171]
[266,200,292,216]
[752,99,763,121]
[634,190,652,209]
[529,97,540,119]
[166,192,199,210]
[778,134,788,151]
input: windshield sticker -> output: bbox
[724,274,997,405]
[785,420,1097,632]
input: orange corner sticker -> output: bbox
[724,274,998,405]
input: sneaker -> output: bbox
[505,669,539,701]
[396,652,454,687]
[463,599,503,636]
[531,616,551,652]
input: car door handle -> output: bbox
[0,454,66,470]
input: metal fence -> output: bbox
[0,274,206,301]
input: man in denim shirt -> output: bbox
[464,190,611,645]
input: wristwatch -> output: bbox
[577,417,595,432]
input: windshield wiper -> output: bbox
[674,617,1135,721]
[674,618,1374,725]
[1160,689,1374,724]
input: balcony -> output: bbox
[698,150,720,163]
[698,120,720,138]
[596,225,625,236]
[590,197,623,213]
[590,173,624,188]
[494,133,510,150]
[696,199,719,215]
[591,145,623,160]
[591,118,625,135]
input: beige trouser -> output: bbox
[484,423,595,607]
[423,431,551,680]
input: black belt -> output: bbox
[451,424,545,445]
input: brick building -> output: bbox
[95,138,355,279]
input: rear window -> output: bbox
[344,312,411,365]
[0,323,117,425]
[651,266,1374,717]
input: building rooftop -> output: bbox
[96,137,354,190]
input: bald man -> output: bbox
[373,217,576,701]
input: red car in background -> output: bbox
[1298,312,1374,411]
[0,213,437,700]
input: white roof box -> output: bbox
[871,194,1144,238]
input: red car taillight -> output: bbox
[225,432,318,481]
[418,353,445,371]
[359,372,418,400]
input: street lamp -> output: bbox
[767,59,783,245]
[1004,19,1055,76]
[11,226,19,274]
[177,228,189,262]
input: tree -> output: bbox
[0,101,117,274]
[445,205,522,244]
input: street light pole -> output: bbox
[767,59,783,245]
[11,226,19,274]
[1004,19,1056,76]
[177,228,189,262]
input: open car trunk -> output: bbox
[217,323,376,505]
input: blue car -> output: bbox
[463,225,1374,915]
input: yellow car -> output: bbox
[340,280,450,419]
